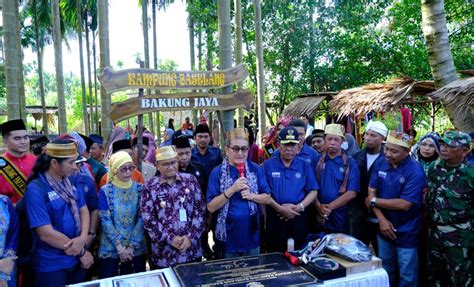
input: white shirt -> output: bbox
[366,153,380,171]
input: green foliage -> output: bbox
[188,0,473,132]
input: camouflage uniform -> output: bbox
[425,131,474,287]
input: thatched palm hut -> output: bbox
[329,77,436,117]
[282,92,337,118]
[429,76,474,132]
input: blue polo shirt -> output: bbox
[369,156,425,248]
[315,153,360,232]
[191,146,222,177]
[262,156,318,204]
[69,173,98,211]
[25,174,86,272]
[272,144,318,173]
[207,162,270,252]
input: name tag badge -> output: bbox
[179,208,187,222]
[378,171,387,178]
[271,172,280,178]
[48,191,60,202]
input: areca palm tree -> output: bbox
[3,0,22,119]
[51,0,67,133]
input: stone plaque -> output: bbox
[173,253,317,286]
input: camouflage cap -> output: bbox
[439,131,471,148]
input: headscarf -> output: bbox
[107,151,133,189]
[265,116,293,145]
[105,126,126,160]
[411,132,441,162]
[144,130,157,165]
[160,128,175,147]
[66,132,95,181]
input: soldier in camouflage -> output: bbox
[425,131,474,287]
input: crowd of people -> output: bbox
[0,115,472,287]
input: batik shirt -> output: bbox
[425,159,474,247]
[0,195,18,283]
[98,182,146,258]
[140,173,205,268]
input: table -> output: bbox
[68,268,180,287]
[318,268,389,286]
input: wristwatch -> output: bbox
[299,203,305,212]
[370,197,377,207]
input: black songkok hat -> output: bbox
[112,139,132,153]
[194,123,210,135]
[172,136,191,149]
[312,129,325,138]
[1,119,27,137]
[79,133,94,153]
[30,136,50,156]
[132,136,149,147]
[89,134,103,144]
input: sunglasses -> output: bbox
[229,146,249,153]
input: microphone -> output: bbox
[237,163,245,178]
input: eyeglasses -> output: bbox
[229,146,249,153]
[160,160,178,168]
[118,165,136,173]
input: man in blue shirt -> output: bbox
[314,124,360,234]
[263,127,319,252]
[366,130,425,287]
[273,119,319,172]
[191,124,222,177]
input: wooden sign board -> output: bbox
[99,64,249,93]
[109,90,254,122]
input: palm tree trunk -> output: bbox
[234,0,244,128]
[421,0,467,130]
[15,0,27,122]
[85,15,95,133]
[77,0,91,134]
[253,0,266,146]
[2,0,20,119]
[98,0,112,140]
[93,31,99,133]
[32,0,49,136]
[151,0,161,144]
[142,0,155,135]
[52,0,67,134]
[217,0,234,139]
[188,4,198,126]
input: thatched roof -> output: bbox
[429,77,474,127]
[329,77,436,117]
[0,106,58,116]
[282,92,336,118]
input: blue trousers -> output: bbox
[98,255,146,279]
[377,235,418,287]
[35,264,85,287]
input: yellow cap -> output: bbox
[155,145,178,161]
[46,142,78,158]
[386,130,413,149]
[325,124,345,138]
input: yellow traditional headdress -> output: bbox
[324,124,345,138]
[226,128,249,143]
[386,130,413,149]
[156,145,178,161]
[46,142,78,158]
